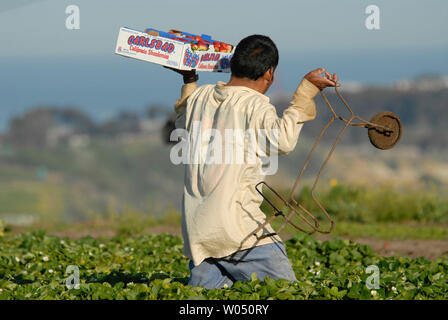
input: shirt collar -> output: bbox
[216,81,270,102]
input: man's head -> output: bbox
[229,35,279,94]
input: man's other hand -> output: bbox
[304,68,340,91]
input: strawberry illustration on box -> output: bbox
[114,27,234,72]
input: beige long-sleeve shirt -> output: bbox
[174,78,320,266]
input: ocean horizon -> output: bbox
[1,47,447,132]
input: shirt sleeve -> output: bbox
[253,78,320,155]
[174,82,198,130]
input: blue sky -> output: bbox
[0,0,447,130]
[1,0,447,56]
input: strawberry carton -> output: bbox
[114,27,234,72]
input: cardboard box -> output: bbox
[114,27,234,72]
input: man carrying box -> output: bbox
[167,34,339,289]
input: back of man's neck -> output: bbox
[225,76,265,94]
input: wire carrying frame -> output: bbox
[254,84,402,236]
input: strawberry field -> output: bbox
[1,232,447,300]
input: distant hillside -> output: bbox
[0,81,447,225]
[272,85,448,150]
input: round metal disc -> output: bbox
[368,111,402,150]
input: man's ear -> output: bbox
[264,67,275,82]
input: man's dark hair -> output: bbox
[230,35,279,81]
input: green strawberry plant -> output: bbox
[0,232,447,300]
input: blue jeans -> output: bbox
[188,242,297,289]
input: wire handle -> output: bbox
[255,84,398,235]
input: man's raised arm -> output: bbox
[254,68,339,155]
[164,67,198,129]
